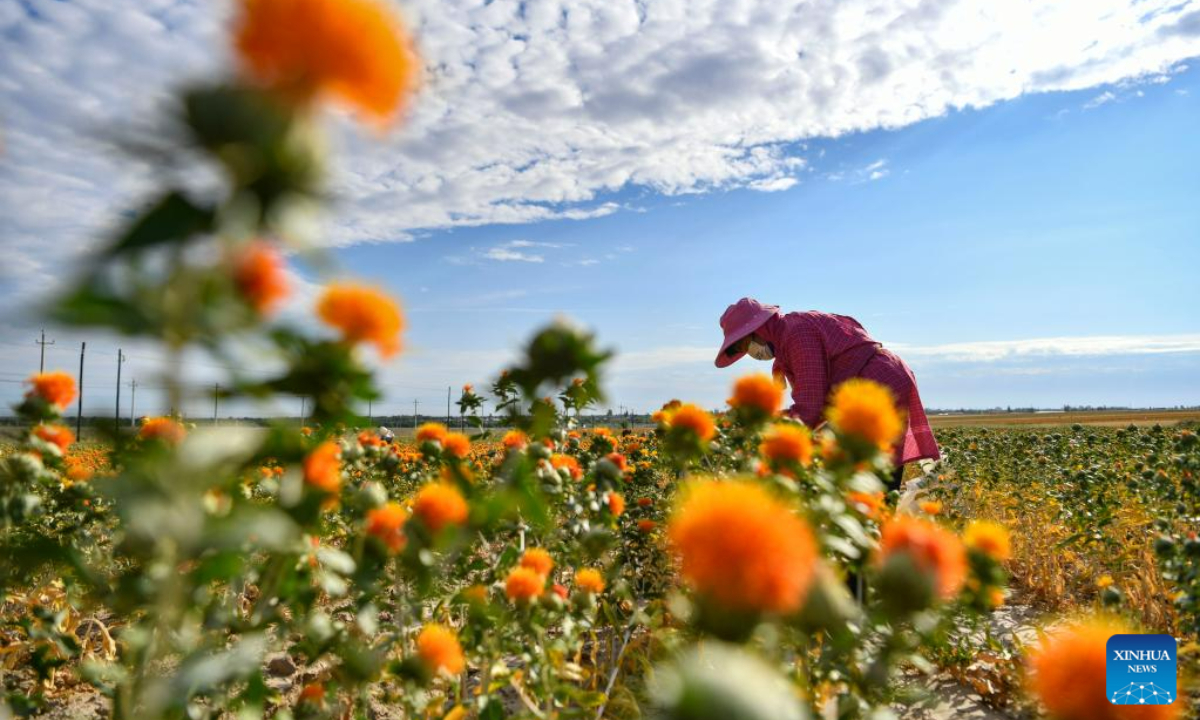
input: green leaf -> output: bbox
[107,191,213,256]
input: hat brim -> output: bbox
[714,313,774,368]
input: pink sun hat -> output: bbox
[715,297,780,368]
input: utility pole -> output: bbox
[446,386,451,427]
[115,349,125,432]
[129,379,137,427]
[413,399,420,429]
[76,342,86,438]
[213,383,219,424]
[36,329,55,373]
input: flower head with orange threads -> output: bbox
[416,624,465,676]
[33,424,74,454]
[365,502,407,553]
[759,423,813,468]
[139,417,186,445]
[519,548,554,577]
[441,432,470,459]
[502,429,528,451]
[607,492,626,517]
[826,379,904,454]
[26,372,77,410]
[234,0,419,123]
[416,422,448,444]
[412,482,469,534]
[668,403,716,442]
[964,520,1011,562]
[233,241,289,314]
[575,568,605,595]
[316,283,403,358]
[668,479,817,615]
[727,373,783,423]
[878,515,967,602]
[303,441,341,493]
[1027,617,1177,720]
[505,567,545,603]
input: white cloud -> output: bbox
[483,247,545,263]
[889,334,1200,362]
[4,0,1200,287]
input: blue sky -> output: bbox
[2,0,1199,417]
[330,68,1200,412]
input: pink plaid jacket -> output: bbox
[754,311,940,465]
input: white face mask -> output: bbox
[746,339,775,361]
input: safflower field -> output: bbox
[1,1,1197,719]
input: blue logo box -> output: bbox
[1106,633,1177,706]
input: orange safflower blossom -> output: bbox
[669,403,717,442]
[316,283,404,358]
[365,502,408,553]
[140,417,186,445]
[504,567,545,602]
[416,422,448,444]
[879,516,967,600]
[501,429,528,450]
[416,624,466,675]
[846,490,885,519]
[441,432,470,459]
[550,454,582,480]
[1028,617,1178,720]
[826,379,904,452]
[668,480,817,615]
[964,520,1011,562]
[607,492,626,517]
[34,424,74,453]
[27,371,77,410]
[519,548,554,577]
[728,373,784,417]
[637,519,657,533]
[412,482,469,534]
[575,568,605,594]
[234,0,419,123]
[759,423,813,466]
[233,241,289,314]
[303,441,342,493]
[919,500,943,515]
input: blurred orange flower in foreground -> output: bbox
[1027,617,1177,720]
[668,480,817,615]
[303,441,342,493]
[316,283,404,358]
[827,378,903,452]
[139,417,186,445]
[27,371,77,410]
[412,482,469,533]
[442,432,471,459]
[502,429,528,450]
[728,373,783,418]
[34,424,75,453]
[233,241,290,315]
[607,492,626,516]
[879,515,967,600]
[416,422,448,444]
[234,0,419,123]
[964,519,1011,562]
[760,423,813,466]
[416,624,465,675]
[505,567,545,603]
[365,502,408,553]
[519,548,554,577]
[575,568,605,594]
[669,403,716,442]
